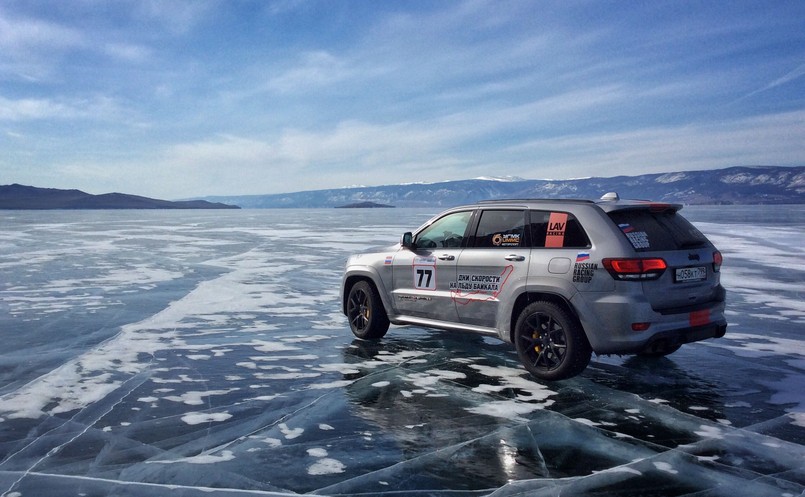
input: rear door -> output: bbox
[455,209,530,328]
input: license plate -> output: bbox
[675,266,706,282]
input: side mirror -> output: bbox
[401,232,414,249]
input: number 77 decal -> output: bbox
[412,256,437,290]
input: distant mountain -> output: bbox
[198,165,804,208]
[0,184,239,210]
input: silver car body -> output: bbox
[341,195,727,376]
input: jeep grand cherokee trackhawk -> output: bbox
[340,193,727,380]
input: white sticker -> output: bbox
[413,257,436,290]
[626,231,650,249]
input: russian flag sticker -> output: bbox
[576,252,590,262]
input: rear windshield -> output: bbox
[607,209,708,252]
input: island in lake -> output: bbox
[335,201,395,209]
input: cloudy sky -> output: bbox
[1,1,804,199]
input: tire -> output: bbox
[514,301,591,381]
[346,280,390,339]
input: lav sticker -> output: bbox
[545,212,568,248]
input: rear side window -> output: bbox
[530,211,590,248]
[472,210,527,248]
[608,209,708,252]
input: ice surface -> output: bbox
[1,207,803,496]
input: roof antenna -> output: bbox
[600,192,620,201]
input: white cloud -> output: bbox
[0,95,124,121]
[0,96,73,120]
[264,51,353,93]
[0,9,85,52]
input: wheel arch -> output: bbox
[342,270,391,316]
[508,291,584,344]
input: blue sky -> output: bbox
[1,1,804,199]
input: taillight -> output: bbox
[713,251,722,273]
[602,258,667,281]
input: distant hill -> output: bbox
[0,184,239,210]
[197,165,804,208]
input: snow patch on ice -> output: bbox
[469,364,557,403]
[308,458,346,475]
[181,412,232,425]
[279,423,304,439]
[164,388,238,406]
[694,425,724,439]
[150,450,236,464]
[652,461,679,474]
[466,400,548,421]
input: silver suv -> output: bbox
[341,193,727,380]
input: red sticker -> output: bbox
[545,212,568,248]
[689,309,710,327]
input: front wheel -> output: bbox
[346,281,389,339]
[514,301,591,381]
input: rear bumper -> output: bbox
[572,290,728,354]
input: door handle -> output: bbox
[505,254,526,261]
[438,254,455,261]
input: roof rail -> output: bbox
[477,198,595,204]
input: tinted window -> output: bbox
[607,209,708,252]
[530,211,590,248]
[472,210,527,248]
[416,211,472,249]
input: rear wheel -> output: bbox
[346,280,389,339]
[514,301,591,381]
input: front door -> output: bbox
[392,210,473,323]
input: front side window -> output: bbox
[472,210,527,248]
[415,210,472,249]
[530,210,590,248]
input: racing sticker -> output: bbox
[450,266,515,305]
[545,212,568,248]
[412,256,436,290]
[451,273,503,292]
[573,252,598,283]
[492,233,521,247]
[619,224,650,249]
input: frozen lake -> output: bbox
[1,205,803,496]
